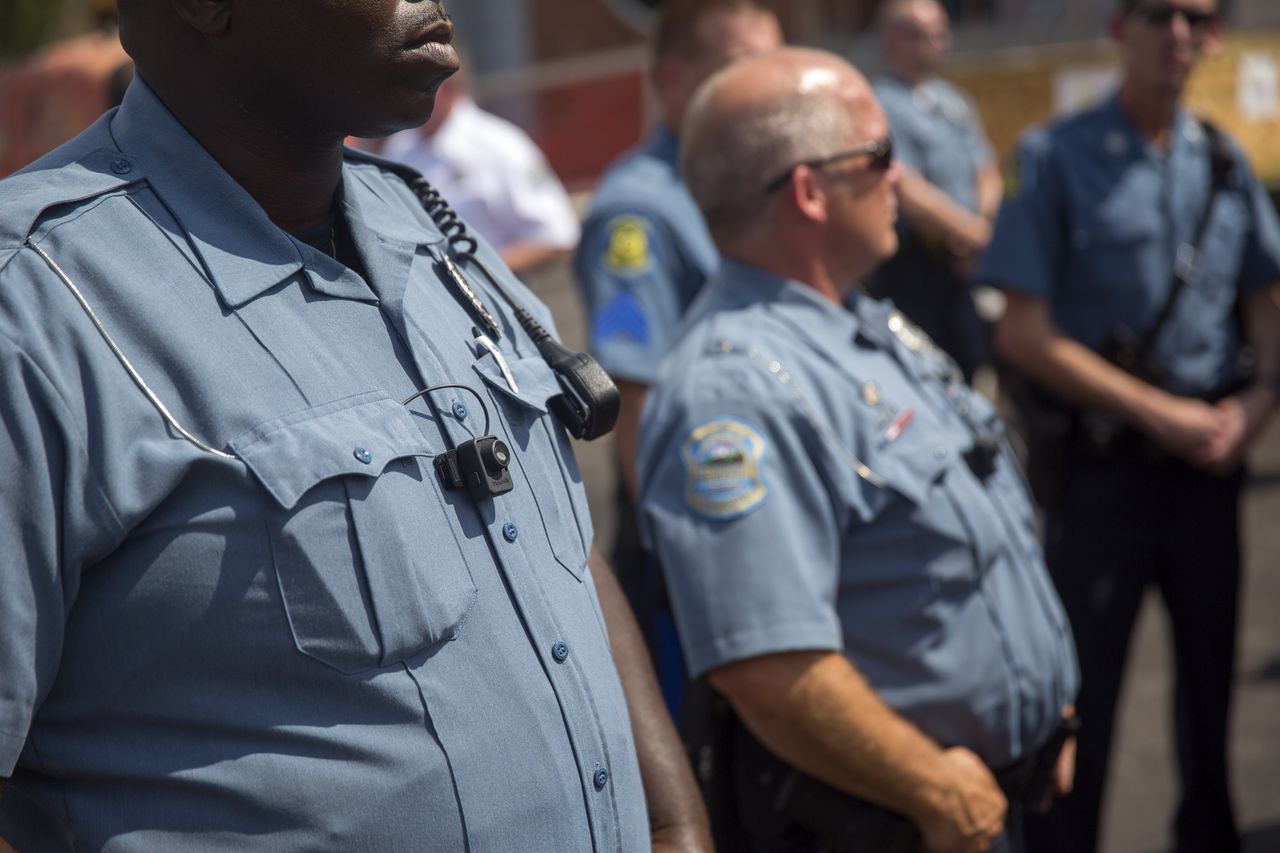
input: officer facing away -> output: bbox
[638,47,1079,853]
[978,1,1280,850]
[575,0,783,709]
[0,0,710,850]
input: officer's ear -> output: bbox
[786,164,831,225]
[167,0,231,36]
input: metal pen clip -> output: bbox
[474,331,519,393]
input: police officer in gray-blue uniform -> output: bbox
[978,2,1280,851]
[574,0,782,708]
[0,1,713,850]
[638,48,1078,853]
[862,0,1003,380]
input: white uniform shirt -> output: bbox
[382,98,580,254]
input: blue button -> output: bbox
[502,521,518,542]
[551,641,570,663]
[452,400,468,420]
[110,158,133,175]
[353,446,373,464]
[593,766,609,791]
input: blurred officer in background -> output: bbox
[978,1,1280,851]
[865,0,1002,381]
[574,0,783,709]
[0,0,711,849]
[380,61,580,277]
[639,46,1079,853]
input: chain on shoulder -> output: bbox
[25,238,237,460]
[712,339,887,488]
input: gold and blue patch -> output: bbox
[681,419,767,519]
[603,216,653,275]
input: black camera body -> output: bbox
[435,435,514,501]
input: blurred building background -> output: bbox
[5,0,1280,185]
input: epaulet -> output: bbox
[0,113,140,248]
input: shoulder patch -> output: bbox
[603,215,653,275]
[681,419,767,520]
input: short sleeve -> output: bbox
[1234,153,1280,291]
[637,361,843,677]
[574,208,687,385]
[976,132,1065,299]
[0,330,117,776]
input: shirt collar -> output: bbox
[646,124,681,168]
[1099,89,1201,160]
[712,258,865,345]
[109,78,312,308]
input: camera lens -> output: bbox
[485,439,511,473]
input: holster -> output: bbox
[684,676,1077,853]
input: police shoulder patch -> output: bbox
[681,419,768,520]
[603,215,653,275]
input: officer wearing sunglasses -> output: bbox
[640,47,1080,853]
[978,1,1280,851]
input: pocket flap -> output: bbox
[472,354,561,413]
[231,391,438,510]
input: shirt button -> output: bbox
[933,446,948,460]
[110,158,133,175]
[593,766,609,791]
[353,446,373,464]
[452,400,468,420]
[551,641,570,663]
[502,521,518,542]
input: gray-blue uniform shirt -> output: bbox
[0,80,648,851]
[574,126,719,385]
[637,260,1078,769]
[872,73,994,213]
[977,92,1280,397]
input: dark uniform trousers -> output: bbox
[1025,454,1243,853]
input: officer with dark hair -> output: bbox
[575,0,783,709]
[978,1,1280,850]
[0,1,710,850]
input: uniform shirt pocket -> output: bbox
[870,428,1004,590]
[231,391,478,674]
[473,355,593,578]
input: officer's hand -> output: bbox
[918,747,1007,853]
[1194,388,1275,475]
[1141,393,1222,461]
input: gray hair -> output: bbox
[680,60,858,241]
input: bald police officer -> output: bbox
[867,0,1002,379]
[978,1,1280,851]
[638,47,1079,853]
[0,0,710,850]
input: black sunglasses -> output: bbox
[763,137,894,194]
[1131,4,1219,30]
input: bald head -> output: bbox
[879,0,951,82]
[680,48,878,242]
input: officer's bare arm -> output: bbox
[976,161,1003,224]
[1204,286,1280,465]
[613,379,649,500]
[996,290,1224,463]
[590,548,713,853]
[895,167,992,257]
[711,650,1006,853]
